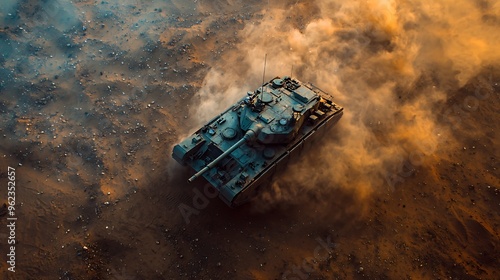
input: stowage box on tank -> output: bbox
[172,76,343,207]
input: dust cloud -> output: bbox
[190,0,500,208]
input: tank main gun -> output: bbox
[187,126,260,183]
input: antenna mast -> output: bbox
[260,0,270,98]
[261,53,267,97]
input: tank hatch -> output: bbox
[293,86,317,103]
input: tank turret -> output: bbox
[172,76,343,207]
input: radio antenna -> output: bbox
[261,53,267,96]
[260,0,270,97]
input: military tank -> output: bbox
[172,76,343,207]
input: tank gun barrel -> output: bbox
[188,130,256,183]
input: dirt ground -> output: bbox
[0,0,499,279]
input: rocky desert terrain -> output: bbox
[0,0,498,279]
